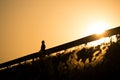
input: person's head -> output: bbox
[42,40,45,44]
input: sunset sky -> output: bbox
[0,0,120,63]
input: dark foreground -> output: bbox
[0,36,120,80]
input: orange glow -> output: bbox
[87,37,110,47]
[87,21,109,35]
[0,0,120,63]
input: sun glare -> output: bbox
[88,21,109,35]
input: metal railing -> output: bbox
[0,26,120,69]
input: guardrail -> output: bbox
[0,26,120,69]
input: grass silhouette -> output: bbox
[0,34,120,80]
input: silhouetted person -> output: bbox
[39,40,46,56]
[40,40,46,51]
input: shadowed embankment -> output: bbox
[0,27,120,80]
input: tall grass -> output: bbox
[0,35,120,80]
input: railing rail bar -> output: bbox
[0,26,120,69]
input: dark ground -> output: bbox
[0,36,120,80]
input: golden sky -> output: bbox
[0,0,120,63]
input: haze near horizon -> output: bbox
[0,0,120,63]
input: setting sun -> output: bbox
[0,0,120,64]
[88,21,109,35]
